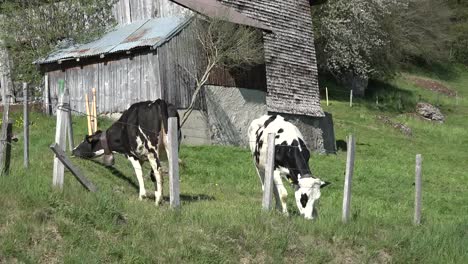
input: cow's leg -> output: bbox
[148,153,163,206]
[254,165,265,191]
[273,170,289,216]
[128,156,146,200]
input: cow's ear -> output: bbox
[320,181,331,189]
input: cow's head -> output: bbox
[72,130,114,166]
[294,177,330,220]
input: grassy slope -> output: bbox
[1,66,467,263]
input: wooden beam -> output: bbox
[50,143,97,192]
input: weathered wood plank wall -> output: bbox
[47,52,164,114]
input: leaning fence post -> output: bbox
[350,90,353,107]
[342,134,355,223]
[52,87,68,189]
[262,133,276,211]
[414,154,422,225]
[23,82,29,168]
[168,117,180,208]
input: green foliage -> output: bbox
[0,0,116,87]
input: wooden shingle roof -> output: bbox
[218,0,324,117]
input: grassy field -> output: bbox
[1,65,467,263]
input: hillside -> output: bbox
[1,66,467,263]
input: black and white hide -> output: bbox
[72,99,181,205]
[248,115,330,220]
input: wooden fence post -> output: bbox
[65,95,74,151]
[342,134,355,223]
[50,143,97,192]
[168,117,180,208]
[23,82,29,168]
[44,74,51,115]
[350,90,353,107]
[0,121,13,175]
[52,88,69,189]
[325,87,329,106]
[0,86,11,176]
[414,154,422,225]
[262,133,276,211]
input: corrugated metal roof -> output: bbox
[170,0,272,32]
[35,16,191,64]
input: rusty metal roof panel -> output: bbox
[36,16,189,64]
[170,0,272,31]
[111,16,189,53]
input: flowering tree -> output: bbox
[312,0,452,95]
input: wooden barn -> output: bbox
[35,0,335,152]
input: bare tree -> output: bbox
[180,16,264,127]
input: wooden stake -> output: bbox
[326,87,329,106]
[342,134,355,223]
[85,94,92,136]
[168,117,180,208]
[50,143,97,192]
[92,88,97,132]
[414,154,422,225]
[262,133,276,211]
[350,90,353,107]
[23,83,29,168]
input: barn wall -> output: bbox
[113,0,189,24]
[46,51,162,114]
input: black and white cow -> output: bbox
[72,99,181,205]
[248,115,330,220]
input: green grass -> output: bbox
[1,65,468,263]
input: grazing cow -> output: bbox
[72,99,181,205]
[248,115,330,220]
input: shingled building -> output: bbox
[36,0,335,152]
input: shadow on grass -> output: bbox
[319,75,417,113]
[163,194,215,202]
[87,159,215,203]
[88,159,139,191]
[402,62,461,82]
[365,79,417,113]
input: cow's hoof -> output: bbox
[138,193,147,201]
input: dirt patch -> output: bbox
[372,249,392,264]
[407,76,456,97]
